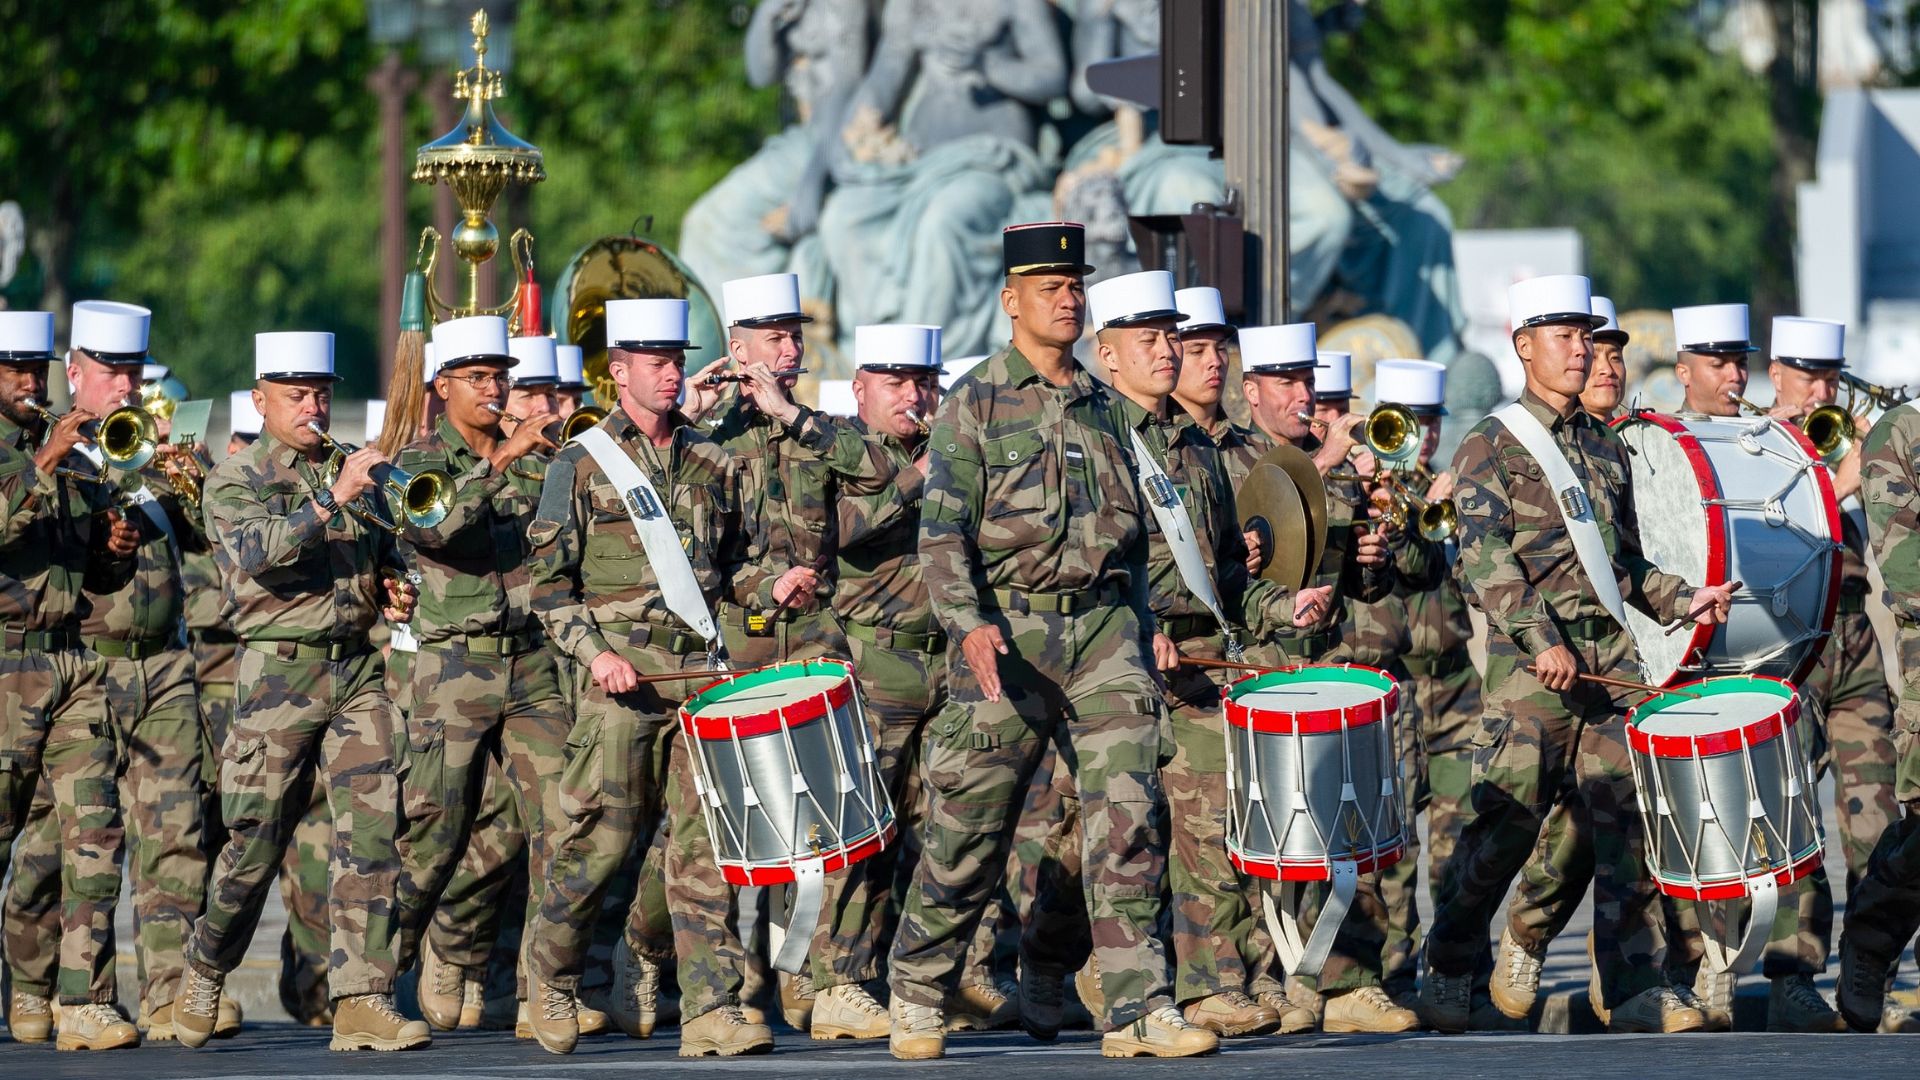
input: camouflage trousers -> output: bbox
[200,679,235,854]
[3,648,206,1010]
[1379,658,1483,997]
[394,643,569,990]
[1427,635,1662,1010]
[187,644,404,999]
[426,756,529,979]
[1838,625,1920,969]
[889,602,1171,1030]
[0,645,123,1005]
[525,629,742,1022]
[274,784,333,1023]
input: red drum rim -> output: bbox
[1778,417,1846,681]
[1651,847,1824,900]
[678,659,858,740]
[715,822,896,886]
[1221,663,1400,735]
[1625,673,1799,758]
[1228,839,1405,881]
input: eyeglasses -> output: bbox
[443,372,510,389]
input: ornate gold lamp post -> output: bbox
[413,9,543,325]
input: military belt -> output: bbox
[1558,616,1614,643]
[245,636,372,663]
[845,620,947,654]
[720,602,799,637]
[0,626,81,653]
[1160,613,1220,643]
[421,630,538,657]
[192,628,239,647]
[1286,629,1338,660]
[987,583,1125,616]
[84,634,173,661]
[1403,652,1472,679]
[599,619,704,656]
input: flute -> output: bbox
[906,410,930,435]
[702,367,809,387]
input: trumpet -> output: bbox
[1362,403,1423,466]
[1382,471,1458,542]
[305,422,454,531]
[1729,390,1859,468]
[1296,410,1328,432]
[487,402,606,444]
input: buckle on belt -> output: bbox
[1558,486,1589,519]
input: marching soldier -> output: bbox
[520,297,767,1057]
[1169,287,1269,495]
[0,310,141,1051]
[1672,303,1754,417]
[1580,297,1629,421]
[1418,274,1732,1035]
[883,222,1210,1061]
[172,331,426,1052]
[1839,379,1920,1031]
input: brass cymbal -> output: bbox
[1252,442,1327,581]
[1238,462,1312,593]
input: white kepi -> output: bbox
[254,331,337,382]
[556,344,587,389]
[1174,286,1231,333]
[364,400,388,444]
[228,389,262,440]
[1375,358,1447,416]
[1314,351,1353,401]
[1672,303,1756,354]
[1592,296,1629,344]
[509,336,559,385]
[0,311,55,360]
[1087,270,1185,332]
[1240,323,1318,373]
[1770,317,1845,371]
[1508,274,1606,332]
[606,298,700,351]
[722,272,811,328]
[422,342,440,382]
[854,324,941,372]
[71,300,152,364]
[433,315,515,370]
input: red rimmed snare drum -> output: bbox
[1626,674,1823,971]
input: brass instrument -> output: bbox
[1840,371,1912,412]
[305,422,454,531]
[554,232,725,405]
[487,402,606,444]
[1382,472,1458,542]
[1362,403,1422,466]
[24,396,191,502]
[1295,410,1327,432]
[907,410,930,436]
[1729,389,1865,468]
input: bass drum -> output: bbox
[1611,413,1841,687]
[551,233,727,404]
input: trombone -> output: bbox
[487,402,606,444]
[305,422,454,531]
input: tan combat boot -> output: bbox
[1490,926,1544,1021]
[945,980,1018,1031]
[1100,1005,1220,1058]
[143,1000,177,1041]
[1689,964,1734,1032]
[811,982,891,1040]
[1183,990,1282,1036]
[1323,986,1420,1033]
[1608,986,1705,1033]
[889,998,946,1060]
[1253,988,1318,1034]
[678,1003,774,1057]
[778,970,815,1030]
[8,990,53,1043]
[173,968,224,1049]
[521,977,579,1055]
[1767,974,1842,1033]
[1074,957,1104,1023]
[55,1002,139,1052]
[459,978,485,1029]
[576,995,609,1036]
[417,940,466,1031]
[329,993,433,1051]
[215,995,244,1038]
[609,940,662,1038]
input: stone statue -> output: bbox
[811,0,1065,362]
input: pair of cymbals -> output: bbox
[1237,444,1327,594]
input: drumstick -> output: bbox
[1526,667,1700,700]
[630,662,780,688]
[1179,657,1283,675]
[1663,580,1742,637]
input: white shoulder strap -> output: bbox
[1128,429,1233,637]
[573,427,719,643]
[1489,402,1631,637]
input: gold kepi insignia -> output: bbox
[1060,236,1068,250]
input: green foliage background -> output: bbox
[2,0,1790,396]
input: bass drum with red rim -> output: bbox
[1610,413,1841,687]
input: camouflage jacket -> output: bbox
[180,543,235,683]
[1450,391,1691,656]
[834,417,933,636]
[1206,415,1271,494]
[528,406,742,665]
[201,430,402,644]
[920,345,1152,638]
[394,416,545,645]
[72,448,206,643]
[0,416,117,631]
[703,391,886,611]
[1862,404,1920,630]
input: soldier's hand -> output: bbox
[772,566,820,610]
[1152,632,1182,673]
[1687,583,1735,626]
[1425,470,1456,504]
[330,447,387,505]
[494,410,558,469]
[742,363,802,427]
[1243,528,1265,576]
[1531,644,1580,693]
[36,406,98,472]
[103,508,140,556]
[1312,412,1365,475]
[962,625,1009,703]
[590,649,640,695]
[382,574,418,623]
[1291,584,1334,627]
[1353,518,1390,566]
[682,356,732,422]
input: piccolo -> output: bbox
[702,367,809,387]
[906,411,930,435]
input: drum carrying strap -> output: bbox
[1127,429,1241,659]
[574,427,719,644]
[1259,863,1358,979]
[1490,404,1632,639]
[1703,870,1780,975]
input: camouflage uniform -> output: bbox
[389,418,569,999]
[523,406,748,1021]
[1431,393,1692,1010]
[0,420,127,1006]
[185,432,409,1000]
[276,786,335,1023]
[887,346,1173,1030]
[1840,408,1920,974]
[425,756,529,985]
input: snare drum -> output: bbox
[679,660,894,971]
[1626,674,1824,971]
[1612,413,1841,686]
